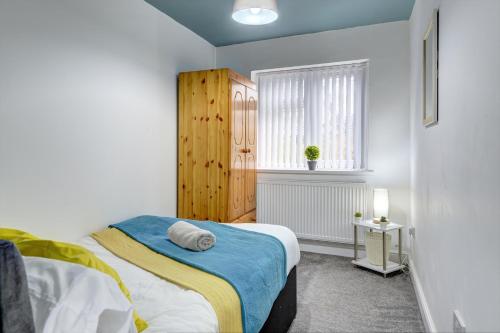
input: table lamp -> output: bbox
[373,188,389,220]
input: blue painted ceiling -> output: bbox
[145,0,415,47]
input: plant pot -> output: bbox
[355,217,362,223]
[379,221,389,229]
[307,160,317,170]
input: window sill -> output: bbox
[257,168,374,176]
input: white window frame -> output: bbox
[251,59,370,173]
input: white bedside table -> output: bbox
[352,220,404,277]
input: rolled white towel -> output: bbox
[167,221,216,251]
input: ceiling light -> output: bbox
[232,0,278,25]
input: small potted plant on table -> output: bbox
[304,145,320,171]
[378,216,389,228]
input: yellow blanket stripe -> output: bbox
[0,228,148,332]
[92,228,243,333]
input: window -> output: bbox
[253,60,368,171]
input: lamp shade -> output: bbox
[232,0,278,25]
[373,188,389,218]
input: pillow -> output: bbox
[23,256,137,333]
[0,227,38,243]
[0,228,148,332]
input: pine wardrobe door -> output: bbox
[228,81,246,221]
[244,87,257,213]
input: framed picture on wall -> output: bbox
[422,9,439,127]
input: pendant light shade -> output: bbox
[232,0,278,25]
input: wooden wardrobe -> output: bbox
[178,68,257,223]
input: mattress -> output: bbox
[79,223,300,333]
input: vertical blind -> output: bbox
[256,61,368,170]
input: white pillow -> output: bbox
[23,256,137,333]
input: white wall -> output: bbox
[217,22,411,244]
[0,0,215,240]
[409,0,500,331]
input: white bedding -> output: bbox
[24,257,136,333]
[79,223,300,333]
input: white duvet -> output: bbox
[79,223,300,333]
[24,257,137,333]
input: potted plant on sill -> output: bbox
[304,145,320,171]
[354,212,363,223]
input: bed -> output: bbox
[77,221,300,333]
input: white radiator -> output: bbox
[257,179,369,243]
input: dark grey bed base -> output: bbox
[260,266,297,333]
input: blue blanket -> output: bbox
[111,215,287,333]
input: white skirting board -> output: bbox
[409,259,437,333]
[299,239,404,259]
[299,239,366,257]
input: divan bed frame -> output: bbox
[260,266,297,333]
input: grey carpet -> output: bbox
[289,252,425,333]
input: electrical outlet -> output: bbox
[409,226,416,237]
[453,310,466,333]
